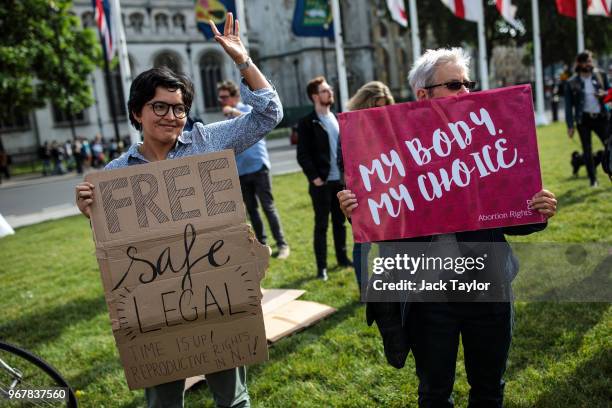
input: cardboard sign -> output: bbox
[339,85,545,243]
[86,151,270,390]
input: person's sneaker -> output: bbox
[277,245,290,260]
[317,268,328,281]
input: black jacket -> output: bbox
[296,110,337,182]
[365,222,547,369]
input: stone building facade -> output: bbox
[1,0,416,158]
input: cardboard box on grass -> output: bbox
[85,150,269,390]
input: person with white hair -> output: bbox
[338,48,558,407]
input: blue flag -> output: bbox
[292,0,334,38]
[195,0,236,40]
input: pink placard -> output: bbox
[339,85,544,243]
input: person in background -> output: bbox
[50,140,64,175]
[40,141,52,176]
[218,80,290,259]
[75,13,282,408]
[63,139,74,172]
[81,138,92,169]
[338,81,395,290]
[297,76,351,281]
[91,134,105,168]
[564,50,610,187]
[73,138,84,174]
[0,138,10,184]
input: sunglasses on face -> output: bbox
[146,101,188,119]
[424,80,477,91]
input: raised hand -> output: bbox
[209,12,248,65]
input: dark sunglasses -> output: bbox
[424,80,477,91]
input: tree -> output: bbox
[0,0,101,123]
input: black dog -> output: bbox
[571,150,604,176]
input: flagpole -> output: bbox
[576,0,585,52]
[110,0,139,145]
[531,0,548,125]
[235,0,249,51]
[477,1,489,90]
[330,0,349,112]
[408,0,421,59]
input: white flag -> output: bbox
[587,0,611,16]
[440,0,483,23]
[496,0,524,31]
[386,0,408,27]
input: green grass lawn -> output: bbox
[0,122,610,407]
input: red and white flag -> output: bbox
[496,0,523,30]
[386,0,408,27]
[587,0,611,16]
[440,0,483,22]
[93,0,115,61]
[555,0,576,18]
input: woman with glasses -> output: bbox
[74,13,282,408]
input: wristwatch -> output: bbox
[236,57,252,71]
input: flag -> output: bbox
[195,0,236,40]
[93,0,114,61]
[556,0,576,18]
[440,0,483,22]
[496,0,523,30]
[292,0,334,38]
[386,0,408,27]
[587,0,611,16]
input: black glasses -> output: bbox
[424,80,477,91]
[146,101,189,118]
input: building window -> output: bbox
[154,51,183,74]
[155,13,169,33]
[0,109,31,132]
[52,105,86,126]
[199,53,223,111]
[379,21,388,38]
[376,48,390,85]
[81,11,94,28]
[105,66,126,118]
[129,13,144,33]
[173,13,186,33]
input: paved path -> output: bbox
[0,137,299,229]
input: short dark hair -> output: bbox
[217,80,239,97]
[576,50,593,64]
[306,76,326,102]
[128,67,194,131]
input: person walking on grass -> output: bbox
[218,80,290,259]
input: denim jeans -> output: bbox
[353,242,371,290]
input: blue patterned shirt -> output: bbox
[105,82,283,170]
